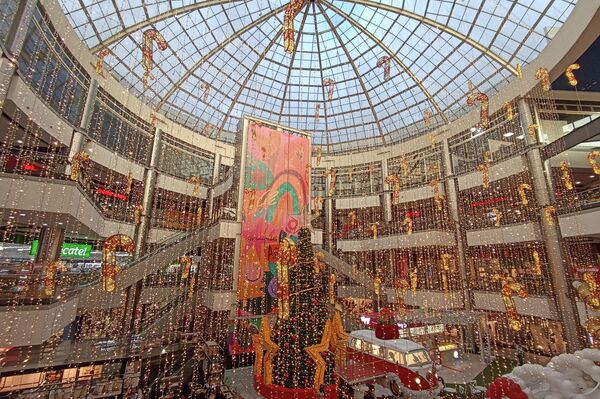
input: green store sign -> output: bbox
[30,240,93,259]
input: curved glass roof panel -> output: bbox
[59,0,577,153]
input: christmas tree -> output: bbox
[272,227,334,388]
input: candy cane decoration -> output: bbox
[315,147,322,166]
[503,102,514,121]
[517,183,532,205]
[516,63,523,80]
[371,223,378,240]
[201,82,210,102]
[430,178,443,211]
[535,67,551,92]
[532,250,542,276]
[347,168,354,182]
[467,80,476,104]
[315,104,320,121]
[560,160,573,190]
[325,168,337,196]
[126,172,133,195]
[384,174,401,205]
[588,150,600,174]
[493,275,528,331]
[477,151,491,189]
[187,176,202,196]
[376,56,391,81]
[565,63,580,86]
[403,216,413,235]
[141,29,168,90]
[322,78,335,101]
[180,256,192,280]
[400,154,409,177]
[134,204,144,225]
[491,208,502,227]
[283,0,304,53]
[95,48,110,77]
[410,269,418,293]
[70,151,90,181]
[196,206,203,225]
[102,234,135,292]
[467,92,490,128]
[543,205,556,226]
[423,109,432,128]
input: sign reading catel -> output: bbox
[30,240,93,259]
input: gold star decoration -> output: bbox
[331,311,349,367]
[305,319,332,389]
[252,317,279,385]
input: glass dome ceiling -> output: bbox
[59,0,576,153]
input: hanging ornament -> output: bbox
[517,183,532,205]
[403,216,413,235]
[410,269,418,294]
[532,250,542,276]
[503,102,514,121]
[477,151,491,189]
[315,104,320,121]
[348,167,354,182]
[384,174,401,205]
[493,275,528,331]
[126,172,133,195]
[467,92,490,129]
[326,168,337,196]
[430,132,437,149]
[394,278,410,312]
[423,109,432,128]
[187,176,202,196]
[348,210,357,227]
[370,223,378,240]
[201,82,210,102]
[560,160,573,190]
[102,234,135,292]
[376,55,391,81]
[322,78,335,101]
[430,178,443,211]
[141,29,169,90]
[329,273,336,305]
[134,204,144,225]
[543,205,556,226]
[588,150,600,174]
[527,124,538,142]
[565,63,581,86]
[400,154,409,177]
[573,273,600,311]
[491,208,502,227]
[516,63,523,80]
[95,48,110,77]
[283,0,304,53]
[373,276,382,296]
[535,67,551,92]
[313,195,323,217]
[315,147,322,166]
[69,151,90,181]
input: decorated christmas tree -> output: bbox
[271,227,335,388]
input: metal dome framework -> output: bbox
[59,0,576,153]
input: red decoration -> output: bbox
[486,377,527,399]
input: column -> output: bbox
[324,171,334,251]
[206,154,221,222]
[0,0,36,109]
[67,79,98,162]
[519,100,582,352]
[380,158,392,223]
[442,137,476,351]
[34,226,65,264]
[135,128,162,256]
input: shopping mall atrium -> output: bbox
[1,0,600,397]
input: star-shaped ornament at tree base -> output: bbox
[305,319,332,389]
[252,317,279,384]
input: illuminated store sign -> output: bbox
[30,241,93,259]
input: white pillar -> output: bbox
[381,158,392,223]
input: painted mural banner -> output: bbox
[237,120,310,317]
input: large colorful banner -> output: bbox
[237,120,310,317]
